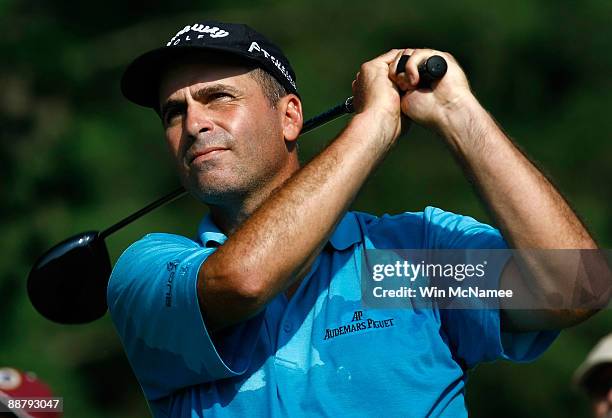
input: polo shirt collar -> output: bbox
[197,214,228,247]
[197,211,361,250]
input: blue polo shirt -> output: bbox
[107,207,558,417]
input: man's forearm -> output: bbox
[438,96,607,330]
[439,96,596,250]
[200,110,396,330]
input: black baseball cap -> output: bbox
[121,20,299,109]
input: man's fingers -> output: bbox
[390,49,414,91]
[374,48,404,64]
[405,48,438,87]
[393,48,415,75]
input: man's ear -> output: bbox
[280,94,303,142]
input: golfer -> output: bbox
[574,334,612,418]
[107,20,603,417]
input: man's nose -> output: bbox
[185,103,214,139]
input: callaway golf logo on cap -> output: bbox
[165,23,297,92]
[121,20,299,109]
[166,23,230,45]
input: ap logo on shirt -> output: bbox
[323,310,396,340]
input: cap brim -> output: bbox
[121,45,257,110]
[573,358,612,388]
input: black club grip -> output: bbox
[396,54,447,88]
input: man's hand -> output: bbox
[390,48,474,130]
[351,49,408,142]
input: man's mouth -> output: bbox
[189,147,229,164]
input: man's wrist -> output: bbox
[438,94,497,153]
[349,109,400,146]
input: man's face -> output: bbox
[158,57,290,204]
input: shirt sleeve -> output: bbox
[107,233,265,400]
[423,206,560,369]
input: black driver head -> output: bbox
[27,231,111,324]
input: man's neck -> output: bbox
[208,204,253,236]
[208,164,299,236]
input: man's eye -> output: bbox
[164,108,182,125]
[210,92,233,101]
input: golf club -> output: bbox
[27,54,447,324]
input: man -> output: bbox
[108,20,605,417]
[574,334,612,418]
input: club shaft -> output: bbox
[99,187,187,239]
[301,97,354,134]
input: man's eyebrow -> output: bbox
[192,84,243,101]
[160,99,184,119]
[160,84,243,118]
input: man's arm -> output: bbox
[199,49,407,332]
[395,48,610,331]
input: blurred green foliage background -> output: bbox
[1,0,610,416]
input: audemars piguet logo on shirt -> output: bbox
[167,24,230,46]
[323,310,396,340]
